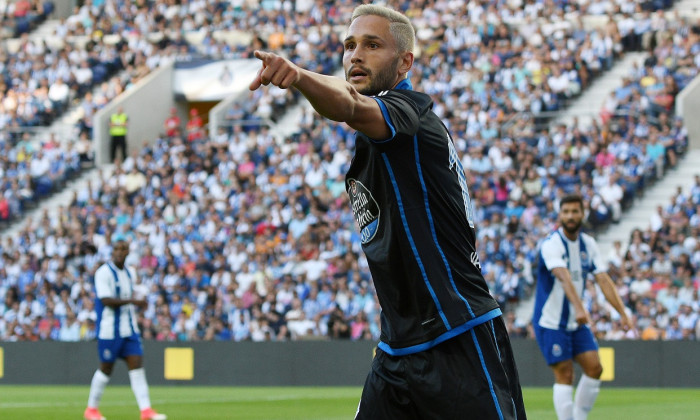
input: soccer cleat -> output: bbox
[140,408,167,420]
[84,407,106,420]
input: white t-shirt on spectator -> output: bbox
[30,155,50,178]
[599,182,623,205]
[548,73,570,94]
[650,211,663,232]
[48,81,70,103]
[73,66,92,85]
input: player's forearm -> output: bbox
[561,280,586,312]
[293,69,367,124]
[597,274,628,317]
[100,298,139,308]
[251,51,388,139]
[553,268,586,312]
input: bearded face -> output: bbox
[559,202,584,235]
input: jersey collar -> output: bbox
[395,77,413,90]
[557,227,580,244]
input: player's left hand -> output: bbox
[574,307,591,326]
[249,50,301,91]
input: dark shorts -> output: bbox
[97,334,143,363]
[355,316,526,420]
[534,325,598,365]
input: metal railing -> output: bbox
[499,109,662,137]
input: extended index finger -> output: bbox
[254,50,273,63]
[249,66,264,91]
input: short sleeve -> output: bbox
[370,90,422,142]
[586,235,608,274]
[541,237,567,271]
[94,265,115,300]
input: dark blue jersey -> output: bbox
[346,81,500,355]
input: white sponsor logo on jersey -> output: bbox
[471,252,482,270]
[347,179,381,244]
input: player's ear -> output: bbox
[398,51,413,75]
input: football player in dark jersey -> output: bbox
[250,4,526,419]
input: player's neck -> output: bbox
[112,261,125,270]
[562,230,579,241]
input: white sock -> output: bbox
[128,368,152,411]
[87,370,110,408]
[574,374,601,420]
[553,383,574,420]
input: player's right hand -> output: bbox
[131,299,148,309]
[249,50,301,91]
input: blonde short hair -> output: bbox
[351,4,415,53]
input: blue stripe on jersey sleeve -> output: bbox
[369,97,396,143]
[412,135,475,317]
[378,308,502,356]
[382,152,451,330]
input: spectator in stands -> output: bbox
[599,173,624,223]
[48,78,70,113]
[185,109,204,142]
[163,108,181,138]
[665,317,683,340]
[109,107,128,162]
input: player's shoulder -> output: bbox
[580,231,599,247]
[376,89,431,110]
[95,263,110,275]
[541,231,564,247]
[95,263,115,279]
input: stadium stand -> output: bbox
[599,173,700,340]
[0,0,54,39]
[0,0,697,344]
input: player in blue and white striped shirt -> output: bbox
[533,194,632,420]
[84,239,166,420]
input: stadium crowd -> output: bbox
[594,173,700,341]
[1,0,351,222]
[1,0,698,344]
[0,0,54,39]
[0,0,683,219]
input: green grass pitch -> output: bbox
[0,385,698,419]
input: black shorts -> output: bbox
[355,316,526,419]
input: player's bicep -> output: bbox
[351,93,420,142]
[345,95,394,141]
